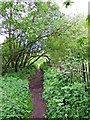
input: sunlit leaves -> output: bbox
[45,15,87,64]
[1,1,63,71]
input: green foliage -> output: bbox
[45,15,87,64]
[0,1,63,71]
[1,0,87,72]
[43,67,90,119]
[2,65,36,78]
[40,63,49,71]
[0,75,32,120]
[29,57,47,69]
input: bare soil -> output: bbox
[29,69,46,119]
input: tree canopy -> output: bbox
[0,0,88,72]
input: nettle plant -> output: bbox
[0,76,32,120]
[43,67,89,119]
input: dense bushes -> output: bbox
[0,75,32,120]
[2,65,36,79]
[43,67,90,119]
[40,63,49,71]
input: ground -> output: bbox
[29,68,46,118]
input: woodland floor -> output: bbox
[29,68,46,119]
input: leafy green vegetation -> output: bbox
[2,65,37,79]
[29,57,47,69]
[0,74,32,120]
[0,65,36,120]
[0,0,90,119]
[43,67,90,119]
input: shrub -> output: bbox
[0,76,32,120]
[3,65,36,80]
[43,67,90,119]
[40,63,49,71]
[2,65,37,79]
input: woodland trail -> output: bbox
[29,68,46,119]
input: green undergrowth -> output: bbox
[2,65,37,80]
[0,67,35,120]
[0,76,32,120]
[43,67,90,119]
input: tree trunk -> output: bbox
[14,51,23,72]
[82,63,86,82]
[8,7,15,67]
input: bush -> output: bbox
[40,62,49,71]
[0,76,32,120]
[3,65,36,80]
[43,67,90,119]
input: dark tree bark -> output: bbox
[29,52,46,66]
[14,51,23,72]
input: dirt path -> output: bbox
[29,69,46,118]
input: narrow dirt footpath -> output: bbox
[29,68,46,118]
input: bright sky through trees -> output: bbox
[60,0,89,15]
[0,0,89,44]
